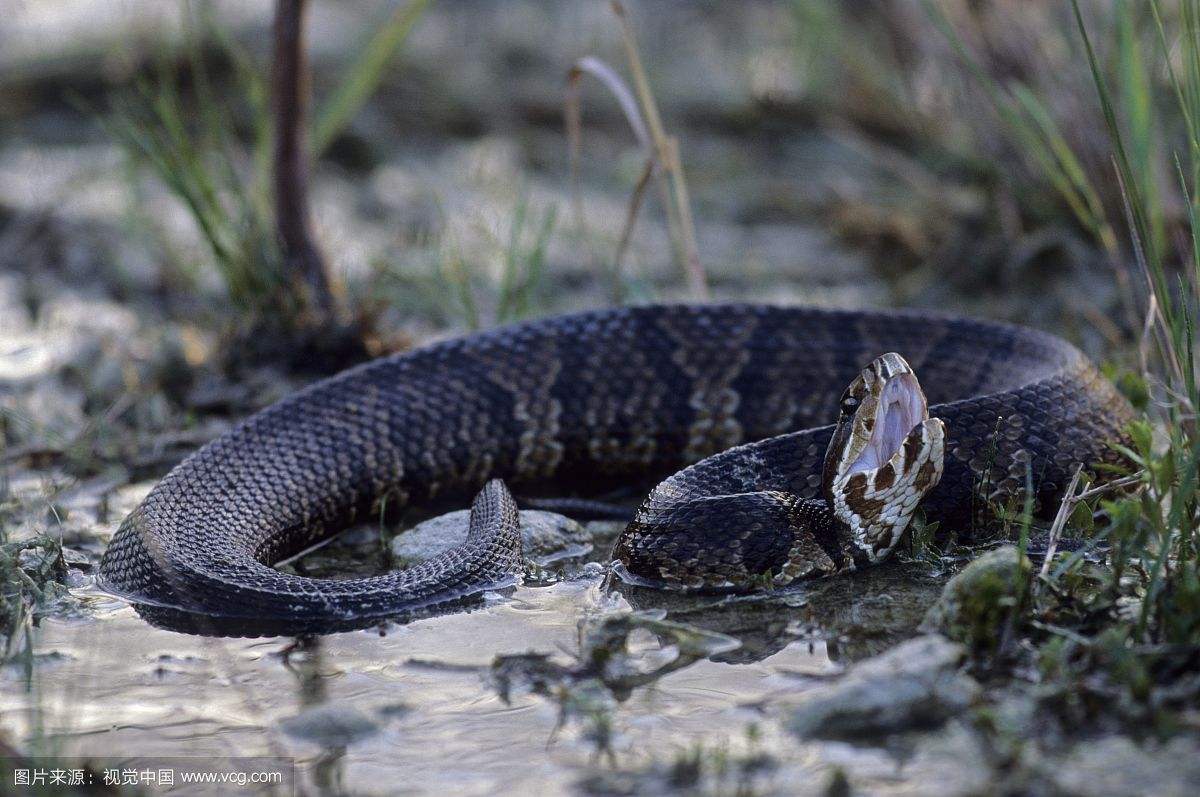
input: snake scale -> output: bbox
[98,304,1134,636]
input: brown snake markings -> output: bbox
[581,325,668,471]
[95,304,1135,636]
[658,312,757,463]
[477,337,564,482]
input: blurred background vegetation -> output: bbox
[2,1,1184,352]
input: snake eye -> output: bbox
[840,395,859,415]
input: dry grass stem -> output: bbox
[565,2,708,300]
[566,55,654,299]
[1037,466,1085,588]
[612,1,706,299]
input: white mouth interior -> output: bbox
[847,373,927,476]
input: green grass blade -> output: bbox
[497,193,529,323]
[1115,0,1163,254]
[1149,0,1200,169]
[514,205,558,320]
[925,0,1111,248]
[311,0,430,158]
[1071,0,1176,336]
[1010,83,1112,244]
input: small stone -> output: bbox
[787,635,979,739]
[392,509,591,565]
[584,520,626,551]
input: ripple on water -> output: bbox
[2,561,950,795]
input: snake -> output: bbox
[97,304,1134,636]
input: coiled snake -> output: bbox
[98,305,1133,636]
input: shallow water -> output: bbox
[2,547,958,795]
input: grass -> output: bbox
[104,0,702,336]
[791,2,1177,324]
[102,1,427,325]
[1047,0,1197,645]
[914,0,1200,735]
[0,532,67,667]
[366,191,559,332]
[102,13,283,317]
[921,0,1118,255]
[495,194,559,324]
[2,508,122,792]
[0,420,82,670]
[798,0,1200,742]
[0,464,69,670]
[309,0,430,159]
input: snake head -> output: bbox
[822,352,945,563]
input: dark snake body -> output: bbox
[98,305,1133,635]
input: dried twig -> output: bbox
[611,1,706,299]
[1037,468,1146,586]
[1038,465,1084,586]
[1115,161,1187,394]
[566,57,651,155]
[613,158,656,281]
[1072,472,1146,503]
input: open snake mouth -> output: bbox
[847,371,928,476]
[827,352,946,564]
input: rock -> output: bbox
[921,546,1031,653]
[787,635,979,739]
[1044,735,1200,797]
[583,520,626,551]
[391,509,591,566]
[886,721,995,795]
[278,705,379,748]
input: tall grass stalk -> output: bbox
[103,10,284,315]
[565,2,708,301]
[922,1,1117,255]
[310,0,429,158]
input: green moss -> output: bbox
[922,546,1031,655]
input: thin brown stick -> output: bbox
[1037,469,1146,586]
[564,66,587,246]
[1071,472,1145,503]
[1038,465,1084,586]
[1114,161,1187,394]
[273,0,335,321]
[661,135,705,298]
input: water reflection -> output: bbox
[617,559,943,665]
[8,550,949,794]
[277,638,347,794]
